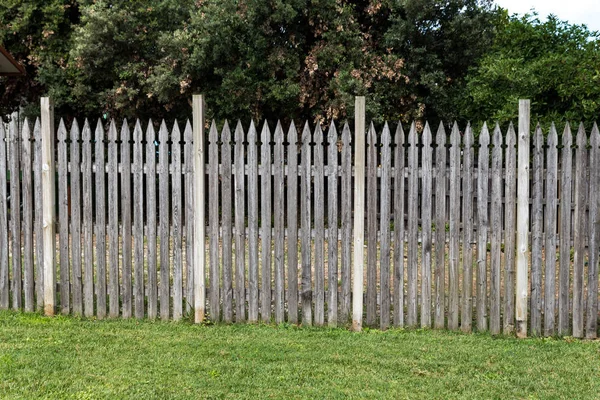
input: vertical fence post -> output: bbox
[193,94,206,323]
[516,99,530,338]
[41,97,55,316]
[352,96,366,331]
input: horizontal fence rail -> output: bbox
[0,97,599,338]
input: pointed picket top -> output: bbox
[108,119,118,142]
[82,119,91,142]
[367,122,376,146]
[547,123,558,149]
[221,120,231,144]
[288,120,298,144]
[576,122,587,149]
[246,120,257,144]
[479,122,490,148]
[209,120,218,144]
[436,122,446,148]
[133,119,143,142]
[234,120,244,143]
[314,122,324,145]
[21,118,31,142]
[422,121,432,147]
[381,122,391,146]
[275,120,284,144]
[327,120,337,143]
[493,123,502,147]
[57,118,68,141]
[261,120,271,147]
[95,118,105,142]
[506,122,516,149]
[0,118,5,141]
[463,122,473,149]
[534,123,544,150]
[591,122,600,148]
[184,119,193,144]
[408,121,417,147]
[342,122,352,145]
[562,122,573,148]
[159,119,169,144]
[146,119,156,146]
[121,118,130,142]
[301,121,311,144]
[68,119,79,144]
[450,121,460,147]
[172,120,181,144]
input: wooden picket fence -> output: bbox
[1,96,599,338]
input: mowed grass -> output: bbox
[1,312,600,399]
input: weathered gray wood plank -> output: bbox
[33,118,43,311]
[558,123,572,336]
[301,122,312,326]
[95,119,107,319]
[327,121,339,327]
[234,121,246,322]
[133,120,145,318]
[260,122,272,323]
[247,121,258,322]
[171,121,183,320]
[448,122,461,330]
[476,123,489,332]
[208,121,220,322]
[158,120,170,320]
[530,125,544,336]
[572,124,588,338]
[184,120,194,314]
[341,123,352,324]
[146,121,158,319]
[221,122,233,322]
[58,119,70,315]
[421,123,433,328]
[490,124,503,335]
[82,120,94,317]
[366,122,377,327]
[287,122,299,324]
[434,123,447,329]
[0,122,8,310]
[544,124,558,336]
[273,122,285,324]
[121,120,132,319]
[314,124,325,327]
[586,123,600,339]
[379,123,392,330]
[69,120,82,316]
[22,119,35,312]
[461,123,474,332]
[108,120,119,318]
[393,123,405,327]
[503,123,517,334]
[407,122,418,327]
[10,118,22,310]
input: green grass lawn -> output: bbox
[1,311,599,399]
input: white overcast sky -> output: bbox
[494,0,600,32]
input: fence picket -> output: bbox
[0,123,8,310]
[133,120,145,318]
[184,120,194,313]
[544,124,558,336]
[208,121,220,321]
[586,123,600,338]
[407,122,418,327]
[301,122,312,326]
[327,121,339,327]
[260,122,272,323]
[434,123,447,329]
[379,123,391,330]
[558,123,573,335]
[95,120,107,319]
[287,122,299,324]
[461,124,474,332]
[82,120,94,317]
[58,119,70,315]
[274,122,285,324]
[247,121,258,323]
[172,121,183,320]
[108,120,119,318]
[22,120,34,312]
[234,121,246,322]
[158,121,170,320]
[421,123,433,328]
[490,124,502,335]
[573,124,588,338]
[121,120,132,319]
[146,121,158,319]
[448,122,461,330]
[341,123,352,324]
[366,123,377,327]
[393,123,406,327]
[530,125,544,335]
[504,123,517,334]
[314,124,325,326]
[33,118,43,311]
[476,124,490,332]
[221,122,233,322]
[10,118,22,310]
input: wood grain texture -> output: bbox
[184,120,194,314]
[10,117,22,310]
[287,122,299,324]
[314,124,325,326]
[260,122,273,323]
[327,121,339,327]
[352,97,365,331]
[33,118,43,311]
[121,120,133,319]
[234,121,246,322]
[420,123,433,328]
[489,124,502,335]
[503,123,517,334]
[158,120,171,320]
[434,123,447,329]
[366,122,377,327]
[0,122,8,309]
[41,99,55,315]
[476,123,489,332]
[544,124,558,336]
[82,120,94,317]
[273,122,285,324]
[448,123,461,330]
[22,119,35,312]
[146,121,158,319]
[221,122,233,323]
[379,123,392,330]
[558,123,572,336]
[461,124,474,332]
[406,122,418,327]
[530,125,544,336]
[58,119,70,314]
[208,121,220,322]
[340,123,352,324]
[95,119,107,319]
[171,121,183,320]
[301,122,312,326]
[192,95,206,323]
[393,123,405,328]
[108,120,119,318]
[247,121,259,323]
[133,120,145,318]
[586,123,600,339]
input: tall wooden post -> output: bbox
[193,95,206,323]
[352,96,366,331]
[41,97,55,316]
[516,99,530,338]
